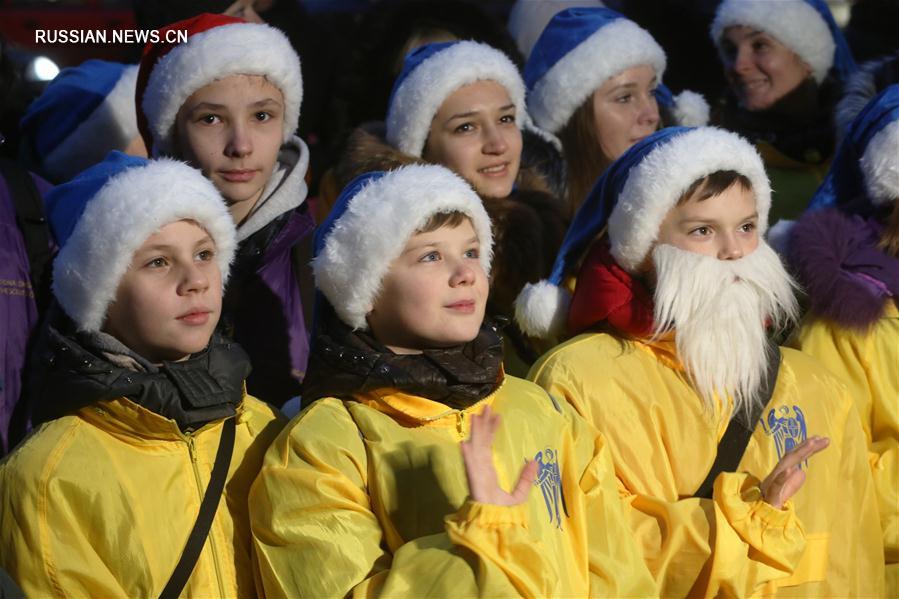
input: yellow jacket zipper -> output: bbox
[183,433,227,598]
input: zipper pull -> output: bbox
[456,412,465,437]
[187,436,198,463]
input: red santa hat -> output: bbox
[136,13,303,157]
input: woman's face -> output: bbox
[423,80,522,199]
[590,64,661,164]
[720,26,812,112]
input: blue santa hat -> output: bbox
[506,0,604,60]
[515,126,770,338]
[710,0,857,85]
[20,60,140,183]
[524,7,709,135]
[808,84,899,213]
[385,40,558,157]
[46,151,236,333]
[313,164,494,331]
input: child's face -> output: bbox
[175,74,285,224]
[656,182,759,260]
[103,220,223,363]
[590,64,660,165]
[367,219,488,354]
[423,80,522,199]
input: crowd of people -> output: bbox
[0,0,896,596]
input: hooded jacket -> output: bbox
[0,314,285,598]
[788,207,899,593]
[249,314,657,598]
[223,135,315,406]
[530,333,884,597]
[319,124,568,374]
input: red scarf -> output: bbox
[567,241,656,338]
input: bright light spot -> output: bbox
[27,56,60,82]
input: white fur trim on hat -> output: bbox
[43,65,139,182]
[386,42,528,157]
[514,279,571,338]
[671,90,710,127]
[860,119,899,205]
[314,165,494,330]
[507,0,604,60]
[608,127,771,273]
[142,22,302,157]
[53,159,237,332]
[528,18,666,134]
[710,0,834,83]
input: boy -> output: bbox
[136,13,313,405]
[517,126,884,596]
[0,152,284,597]
[249,164,657,597]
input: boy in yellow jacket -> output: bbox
[249,164,657,597]
[0,152,284,597]
[516,126,884,596]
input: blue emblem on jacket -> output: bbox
[762,405,808,465]
[534,448,568,530]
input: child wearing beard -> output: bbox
[517,126,884,597]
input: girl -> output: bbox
[330,40,568,375]
[525,7,709,217]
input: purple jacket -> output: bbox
[0,171,53,453]
[222,136,313,406]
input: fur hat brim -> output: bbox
[52,158,236,332]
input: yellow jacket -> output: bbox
[792,301,899,594]
[249,375,657,598]
[0,394,284,598]
[529,334,884,598]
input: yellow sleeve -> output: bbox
[572,416,659,598]
[0,427,134,598]
[250,399,574,598]
[794,320,899,570]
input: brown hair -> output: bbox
[417,210,471,234]
[558,99,606,219]
[677,170,753,205]
[879,200,899,258]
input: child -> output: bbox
[517,126,883,596]
[0,152,284,597]
[525,7,709,216]
[788,84,899,594]
[249,164,656,597]
[136,13,313,405]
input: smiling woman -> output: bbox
[710,0,858,223]
[327,39,569,375]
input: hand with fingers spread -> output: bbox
[760,436,830,509]
[460,406,538,506]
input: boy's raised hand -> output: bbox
[760,436,830,509]
[461,406,538,506]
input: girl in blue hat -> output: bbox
[328,40,570,376]
[525,7,709,218]
[788,84,899,594]
[710,0,858,224]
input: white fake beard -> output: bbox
[651,242,799,420]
